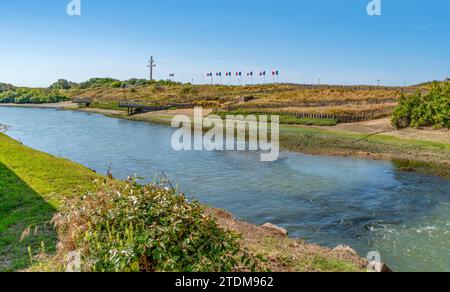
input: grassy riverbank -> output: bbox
[280,125,450,177]
[0,133,366,272]
[0,134,100,271]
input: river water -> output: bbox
[1,106,449,272]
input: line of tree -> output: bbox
[392,82,450,129]
[0,88,68,104]
[50,78,180,90]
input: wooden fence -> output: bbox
[225,98,399,111]
[214,108,394,123]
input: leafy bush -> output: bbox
[75,78,179,89]
[78,78,121,89]
[51,180,263,272]
[0,88,68,104]
[0,91,18,103]
[149,79,180,86]
[49,79,78,90]
[0,83,15,93]
[392,82,450,129]
[111,81,123,88]
[122,78,149,86]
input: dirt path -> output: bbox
[323,118,450,144]
[80,107,127,116]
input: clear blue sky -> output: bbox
[0,0,449,87]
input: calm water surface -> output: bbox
[1,107,449,272]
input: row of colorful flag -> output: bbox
[206,71,280,77]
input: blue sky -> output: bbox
[0,0,449,87]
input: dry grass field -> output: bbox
[62,83,414,122]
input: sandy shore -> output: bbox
[323,118,450,144]
[0,101,77,109]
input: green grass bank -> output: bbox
[0,133,99,271]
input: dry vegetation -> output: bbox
[60,83,412,123]
[64,84,401,108]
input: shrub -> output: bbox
[0,91,18,103]
[392,82,450,129]
[78,78,120,89]
[51,180,263,272]
[0,83,15,93]
[0,88,68,104]
[49,79,78,90]
[111,81,123,88]
[123,78,149,86]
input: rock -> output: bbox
[367,261,393,273]
[332,246,394,273]
[0,124,11,133]
[380,264,393,273]
[262,223,288,236]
